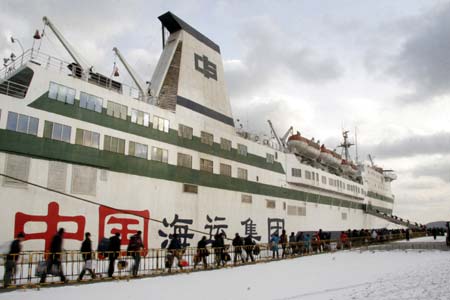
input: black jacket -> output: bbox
[81,238,93,261]
[168,237,182,250]
[108,235,121,259]
[7,240,21,261]
[50,233,63,254]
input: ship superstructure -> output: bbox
[0,12,397,251]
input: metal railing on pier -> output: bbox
[0,232,428,290]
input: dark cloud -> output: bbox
[389,2,450,102]
[361,132,450,159]
[412,161,450,182]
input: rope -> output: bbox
[0,173,230,240]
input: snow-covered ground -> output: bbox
[393,235,446,243]
[2,238,449,300]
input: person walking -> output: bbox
[280,230,288,258]
[108,232,121,278]
[212,233,226,267]
[244,235,255,262]
[78,232,96,281]
[3,232,25,288]
[127,231,144,277]
[194,236,209,269]
[289,232,296,255]
[40,228,66,284]
[232,233,245,264]
[167,234,183,272]
[270,233,280,259]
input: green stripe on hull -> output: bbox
[0,129,392,215]
[28,93,285,174]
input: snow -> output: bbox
[2,239,449,300]
[393,235,446,243]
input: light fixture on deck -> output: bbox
[3,58,9,67]
[33,30,41,40]
[10,53,16,61]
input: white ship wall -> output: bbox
[0,153,394,252]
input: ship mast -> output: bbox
[112,47,148,99]
[338,130,354,161]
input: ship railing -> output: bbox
[0,48,157,104]
[0,231,427,289]
[0,79,29,99]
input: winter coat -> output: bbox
[7,239,21,261]
[108,235,121,259]
[168,237,182,250]
[270,235,280,251]
[232,236,243,253]
[80,238,93,261]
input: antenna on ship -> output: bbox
[338,130,354,161]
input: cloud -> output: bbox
[225,16,343,100]
[361,132,450,159]
[388,2,450,102]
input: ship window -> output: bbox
[152,115,170,133]
[266,153,274,164]
[305,171,311,180]
[237,144,247,156]
[129,141,148,159]
[266,199,276,209]
[183,184,198,194]
[200,158,213,173]
[220,163,231,176]
[220,138,231,151]
[151,147,168,163]
[288,205,306,216]
[75,128,100,149]
[3,154,30,187]
[48,82,75,104]
[178,124,193,140]
[6,112,38,136]
[71,165,97,196]
[131,109,149,127]
[106,101,127,120]
[104,135,125,154]
[341,212,348,220]
[321,176,327,184]
[241,194,252,204]
[237,168,248,180]
[80,92,103,113]
[44,121,71,143]
[201,131,214,146]
[47,161,67,193]
[316,173,319,181]
[177,153,193,168]
[292,168,302,177]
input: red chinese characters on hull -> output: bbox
[14,202,85,251]
[98,206,150,253]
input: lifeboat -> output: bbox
[287,133,320,160]
[341,160,358,176]
[384,172,397,181]
[318,145,342,168]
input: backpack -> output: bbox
[97,237,110,259]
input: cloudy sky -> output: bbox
[1,0,449,224]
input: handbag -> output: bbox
[35,261,47,277]
[85,259,93,269]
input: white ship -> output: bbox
[0,12,400,252]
